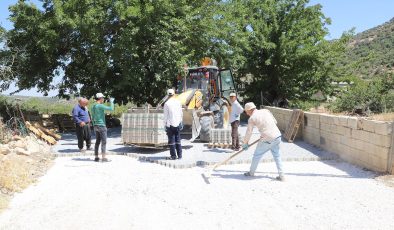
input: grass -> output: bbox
[370,112,394,121]
[0,194,10,213]
[0,155,31,193]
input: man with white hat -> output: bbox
[229,92,244,151]
[91,93,114,162]
[242,102,284,181]
[163,89,183,160]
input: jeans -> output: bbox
[166,125,182,159]
[76,124,91,150]
[94,126,107,156]
[231,120,240,149]
[249,137,283,175]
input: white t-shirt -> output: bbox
[243,109,281,143]
[164,97,183,127]
[230,100,244,123]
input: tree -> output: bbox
[4,0,216,104]
[0,25,18,91]
[219,0,348,105]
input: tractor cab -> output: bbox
[176,66,237,110]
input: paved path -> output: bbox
[53,126,337,168]
[0,156,393,230]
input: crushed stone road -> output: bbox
[0,155,393,230]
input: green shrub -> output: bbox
[329,74,394,113]
[288,100,322,111]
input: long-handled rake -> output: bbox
[202,139,260,183]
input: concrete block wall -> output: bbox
[266,106,393,173]
[266,107,303,139]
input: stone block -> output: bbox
[373,134,391,148]
[353,139,365,151]
[347,117,359,129]
[358,150,370,164]
[370,145,389,161]
[352,130,368,142]
[369,155,388,172]
[340,136,352,147]
[360,119,376,133]
[374,122,393,135]
[338,116,348,127]
[304,112,320,120]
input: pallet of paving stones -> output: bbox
[210,128,232,144]
[207,143,232,149]
[121,109,168,147]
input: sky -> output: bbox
[1,0,394,97]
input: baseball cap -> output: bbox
[244,102,256,111]
[167,89,175,96]
[96,93,105,99]
[229,92,236,97]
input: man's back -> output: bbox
[248,109,281,141]
[92,103,114,126]
[164,98,183,127]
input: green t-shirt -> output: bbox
[91,102,114,126]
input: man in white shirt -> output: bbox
[164,89,183,160]
[242,102,284,181]
[229,92,244,151]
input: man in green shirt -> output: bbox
[91,93,114,162]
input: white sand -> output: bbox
[0,156,393,230]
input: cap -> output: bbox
[229,92,236,97]
[244,102,256,111]
[95,93,105,99]
[167,89,175,96]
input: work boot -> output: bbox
[244,172,254,177]
[276,174,285,181]
[102,153,109,162]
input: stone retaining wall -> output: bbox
[266,106,394,173]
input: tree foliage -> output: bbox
[330,73,394,113]
[2,0,348,106]
[219,0,349,104]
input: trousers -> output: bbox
[166,125,182,159]
[249,137,283,175]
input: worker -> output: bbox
[229,92,244,151]
[242,102,285,181]
[164,89,183,160]
[72,98,91,152]
[91,93,114,162]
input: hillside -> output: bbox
[340,17,394,79]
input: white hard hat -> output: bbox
[229,92,236,97]
[167,89,175,96]
[244,102,256,111]
[96,93,105,99]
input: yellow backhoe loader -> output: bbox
[121,62,238,148]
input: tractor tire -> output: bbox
[214,110,224,128]
[199,115,213,142]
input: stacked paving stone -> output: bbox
[209,128,232,148]
[121,110,167,147]
[267,106,394,173]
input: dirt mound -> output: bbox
[0,135,54,212]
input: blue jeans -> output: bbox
[249,137,283,175]
[166,126,182,159]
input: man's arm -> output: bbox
[235,102,244,115]
[97,102,114,111]
[163,103,169,127]
[243,119,255,144]
[72,106,82,124]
